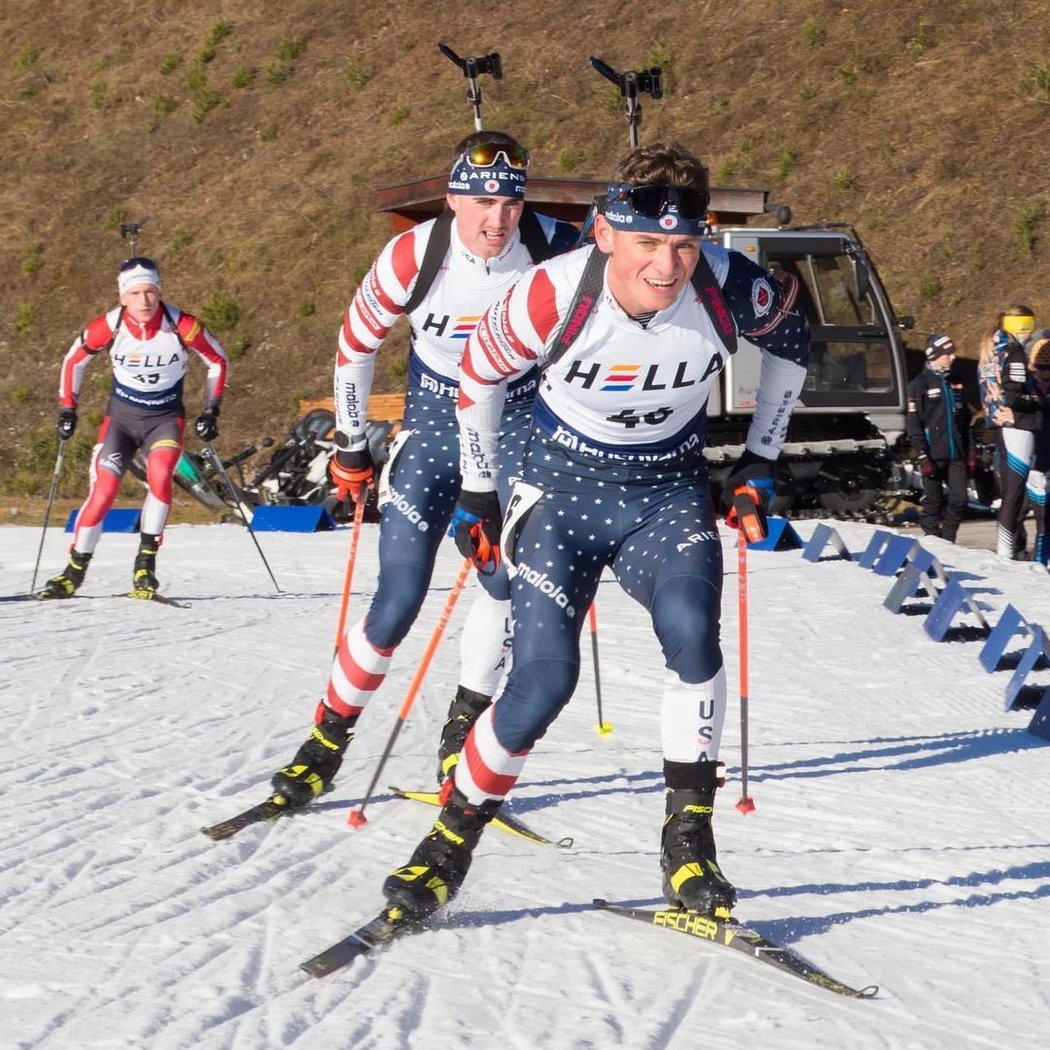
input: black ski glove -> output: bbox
[449,489,503,574]
[56,407,77,441]
[721,450,775,543]
[194,407,220,441]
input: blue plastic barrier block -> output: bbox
[883,563,935,613]
[908,547,949,587]
[1005,625,1050,712]
[250,504,335,532]
[801,523,852,563]
[1028,690,1050,741]
[923,577,991,641]
[872,535,921,577]
[980,605,1030,673]
[748,516,803,552]
[857,530,897,570]
[65,508,141,533]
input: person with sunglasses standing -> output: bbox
[380,139,810,925]
[37,257,228,599]
[905,333,975,544]
[986,306,1043,559]
[267,132,578,809]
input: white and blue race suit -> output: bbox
[323,212,577,720]
[451,241,810,805]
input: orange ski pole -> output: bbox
[333,492,368,651]
[349,556,473,828]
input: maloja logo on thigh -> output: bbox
[513,558,576,618]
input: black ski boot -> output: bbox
[383,782,499,921]
[437,685,492,782]
[133,534,161,593]
[660,759,737,917]
[270,703,358,808]
[39,550,92,598]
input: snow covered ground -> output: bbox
[1,518,1047,1049]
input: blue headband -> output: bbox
[602,182,706,236]
[447,151,527,199]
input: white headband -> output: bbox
[118,263,161,295]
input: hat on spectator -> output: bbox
[1029,331,1050,370]
[924,333,955,360]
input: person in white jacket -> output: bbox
[269,131,577,809]
[383,139,811,925]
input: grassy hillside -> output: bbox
[3,0,1050,498]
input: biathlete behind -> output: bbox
[39,257,227,599]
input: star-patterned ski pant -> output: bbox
[364,382,530,645]
[322,379,533,719]
[452,450,727,804]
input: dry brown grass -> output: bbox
[3,1,1050,496]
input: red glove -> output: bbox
[917,455,935,478]
[966,447,977,475]
[329,448,374,501]
[725,484,770,544]
[449,489,503,574]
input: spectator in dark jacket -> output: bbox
[906,333,974,542]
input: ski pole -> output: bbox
[736,528,756,813]
[201,440,282,593]
[349,556,473,828]
[29,439,67,594]
[333,492,368,651]
[589,602,612,736]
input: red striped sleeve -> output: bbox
[472,312,521,378]
[525,268,562,345]
[390,229,419,296]
[339,313,378,361]
[499,303,538,364]
[350,290,388,342]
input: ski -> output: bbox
[593,899,878,999]
[200,798,291,840]
[121,589,190,608]
[300,905,427,978]
[30,589,78,601]
[26,589,190,607]
[389,785,573,849]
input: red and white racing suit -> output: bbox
[60,304,227,552]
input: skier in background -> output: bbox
[38,257,227,598]
[268,131,578,809]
